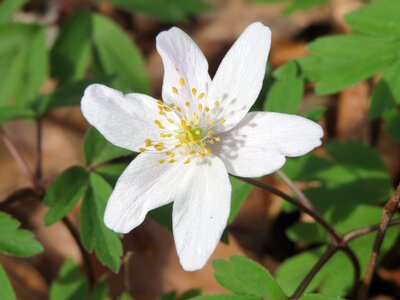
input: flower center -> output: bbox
[138,77,224,165]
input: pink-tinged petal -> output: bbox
[173,156,231,271]
[156,27,211,112]
[207,22,271,133]
[81,84,177,152]
[104,153,188,234]
[213,112,323,177]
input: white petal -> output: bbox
[213,112,323,178]
[207,22,271,132]
[156,27,211,112]
[104,153,187,233]
[173,156,231,271]
[81,84,176,152]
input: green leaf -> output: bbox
[228,176,252,223]
[191,296,259,300]
[383,109,400,144]
[44,166,89,226]
[80,173,123,272]
[0,265,16,300]
[159,289,202,300]
[49,259,89,300]
[0,106,35,124]
[0,212,43,257]
[95,163,129,187]
[283,0,327,15]
[277,228,398,296]
[298,35,400,95]
[303,107,326,122]
[299,295,345,300]
[102,0,212,23]
[264,77,303,114]
[84,127,131,166]
[0,0,27,23]
[148,203,173,230]
[0,23,47,105]
[51,10,91,83]
[369,60,400,119]
[91,13,150,93]
[345,0,400,36]
[91,280,110,300]
[283,140,393,205]
[213,255,287,299]
[117,292,133,300]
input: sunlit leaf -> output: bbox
[0,0,27,23]
[213,255,287,299]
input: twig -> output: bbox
[358,184,400,300]
[0,188,36,209]
[234,176,342,244]
[0,126,37,187]
[341,245,361,298]
[276,170,314,211]
[35,118,43,181]
[289,245,338,299]
[62,216,95,288]
[344,219,400,243]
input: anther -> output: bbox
[154,120,165,129]
[198,93,205,100]
[192,88,197,95]
[185,101,190,107]
[172,87,179,94]
[145,139,152,147]
[159,159,165,164]
[139,148,146,152]
[198,104,203,111]
[179,78,185,87]
[215,101,220,107]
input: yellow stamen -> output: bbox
[207,130,214,137]
[220,119,225,124]
[205,106,210,112]
[145,139,152,147]
[185,101,190,107]
[139,148,146,152]
[198,104,203,111]
[198,93,205,100]
[168,159,176,164]
[159,159,165,164]
[183,158,191,164]
[179,77,185,87]
[215,101,220,107]
[154,120,165,129]
[192,88,197,95]
[172,87,179,94]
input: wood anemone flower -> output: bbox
[81,22,323,271]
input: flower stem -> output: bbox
[0,126,37,187]
[233,176,342,244]
[357,183,400,300]
[275,170,314,211]
[62,216,95,288]
[289,245,338,300]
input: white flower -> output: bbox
[81,22,323,271]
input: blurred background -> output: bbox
[0,0,399,299]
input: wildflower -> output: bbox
[81,22,323,271]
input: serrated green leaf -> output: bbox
[0,106,35,124]
[0,23,47,105]
[0,265,16,300]
[383,109,400,144]
[0,0,27,23]
[345,0,400,36]
[213,255,287,299]
[369,60,400,119]
[84,127,131,167]
[0,212,43,257]
[101,0,212,23]
[228,176,252,223]
[51,10,91,83]
[44,166,89,226]
[264,77,303,114]
[298,35,400,95]
[80,173,123,272]
[91,13,150,94]
[50,258,89,300]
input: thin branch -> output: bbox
[234,176,342,244]
[0,126,37,187]
[341,245,361,298]
[289,245,338,299]
[62,217,95,288]
[358,183,400,300]
[35,118,43,181]
[0,188,36,209]
[344,219,400,243]
[276,170,314,211]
